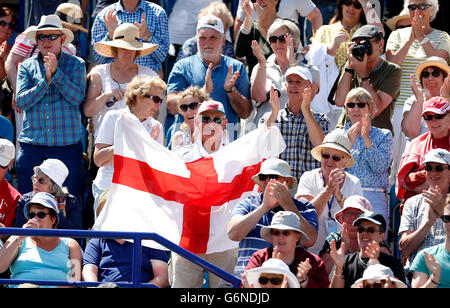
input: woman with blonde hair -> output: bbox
[343,87,393,224]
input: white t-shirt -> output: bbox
[236,0,315,21]
[295,168,364,255]
[93,107,164,190]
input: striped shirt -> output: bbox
[91,0,169,72]
[386,27,450,107]
[16,52,86,146]
[260,107,329,182]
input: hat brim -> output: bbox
[94,40,159,58]
[311,144,354,168]
[24,26,74,46]
[386,15,410,31]
[251,173,297,189]
[416,60,450,82]
[61,21,88,34]
[245,266,300,288]
[351,276,407,288]
[260,225,308,246]
[334,206,365,225]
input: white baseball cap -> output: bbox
[284,66,312,83]
[197,100,226,115]
[34,159,69,188]
[196,15,224,34]
[423,148,450,166]
[0,139,15,167]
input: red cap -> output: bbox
[422,96,450,116]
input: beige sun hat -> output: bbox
[415,56,450,82]
[24,14,74,45]
[386,8,410,31]
[311,129,355,168]
[56,0,88,34]
[94,23,159,58]
[252,158,297,189]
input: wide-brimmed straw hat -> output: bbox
[24,14,74,45]
[94,23,158,58]
[386,8,410,31]
[56,0,88,33]
[311,129,355,168]
[416,56,450,82]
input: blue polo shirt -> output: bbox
[83,238,169,284]
[231,192,318,277]
[167,54,250,126]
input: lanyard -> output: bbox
[321,169,335,219]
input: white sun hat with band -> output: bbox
[24,14,74,45]
[311,129,355,168]
[94,23,159,58]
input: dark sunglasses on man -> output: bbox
[258,174,280,182]
[36,34,62,41]
[201,116,223,124]
[422,113,447,121]
[424,164,449,172]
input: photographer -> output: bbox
[334,25,401,134]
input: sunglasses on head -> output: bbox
[321,152,343,162]
[179,102,199,112]
[144,95,163,104]
[201,116,223,124]
[258,174,279,181]
[36,34,62,41]
[346,102,368,109]
[421,69,443,79]
[422,113,447,121]
[268,35,286,44]
[271,229,293,237]
[357,226,380,234]
[424,164,448,172]
[408,3,432,11]
[441,215,450,223]
[27,211,51,220]
[0,20,15,30]
[258,276,283,286]
[342,0,362,10]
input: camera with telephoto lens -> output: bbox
[351,40,372,61]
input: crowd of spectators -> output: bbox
[0,0,449,289]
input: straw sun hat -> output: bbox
[94,23,158,59]
[415,56,450,82]
[56,0,88,33]
[386,8,410,31]
[24,15,74,45]
[311,130,355,168]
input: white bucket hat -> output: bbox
[34,159,69,189]
[334,195,373,225]
[311,129,354,168]
[351,264,407,288]
[252,158,297,189]
[245,258,300,288]
[260,211,308,245]
[24,14,74,45]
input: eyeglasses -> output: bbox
[27,211,51,220]
[271,230,293,237]
[342,0,362,10]
[144,95,163,104]
[258,174,280,182]
[36,34,62,41]
[0,20,15,30]
[258,276,283,286]
[421,69,443,79]
[441,215,450,223]
[321,152,344,162]
[422,113,447,121]
[346,102,368,109]
[362,280,387,288]
[424,164,448,172]
[357,226,380,234]
[268,35,286,44]
[31,175,48,185]
[201,116,223,124]
[179,102,199,112]
[408,3,432,11]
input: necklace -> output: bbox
[358,253,369,266]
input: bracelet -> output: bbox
[344,68,355,74]
[430,278,439,285]
[333,270,343,278]
[224,87,235,94]
[299,276,308,284]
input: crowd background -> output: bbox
[0,0,450,288]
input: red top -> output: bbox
[0,179,21,227]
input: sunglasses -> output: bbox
[27,211,51,220]
[268,35,286,44]
[179,102,199,112]
[342,0,362,10]
[105,96,118,108]
[362,280,387,288]
[424,164,448,172]
[441,215,450,223]
[396,25,410,29]
[421,69,443,79]
[271,230,293,237]
[321,153,343,162]
[422,113,447,121]
[144,95,163,104]
[31,175,48,185]
[258,276,283,286]
[408,3,432,11]
[36,34,62,41]
[346,102,368,109]
[0,20,15,30]
[357,226,380,234]
[258,174,279,182]
[201,116,223,124]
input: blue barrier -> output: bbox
[0,228,241,288]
